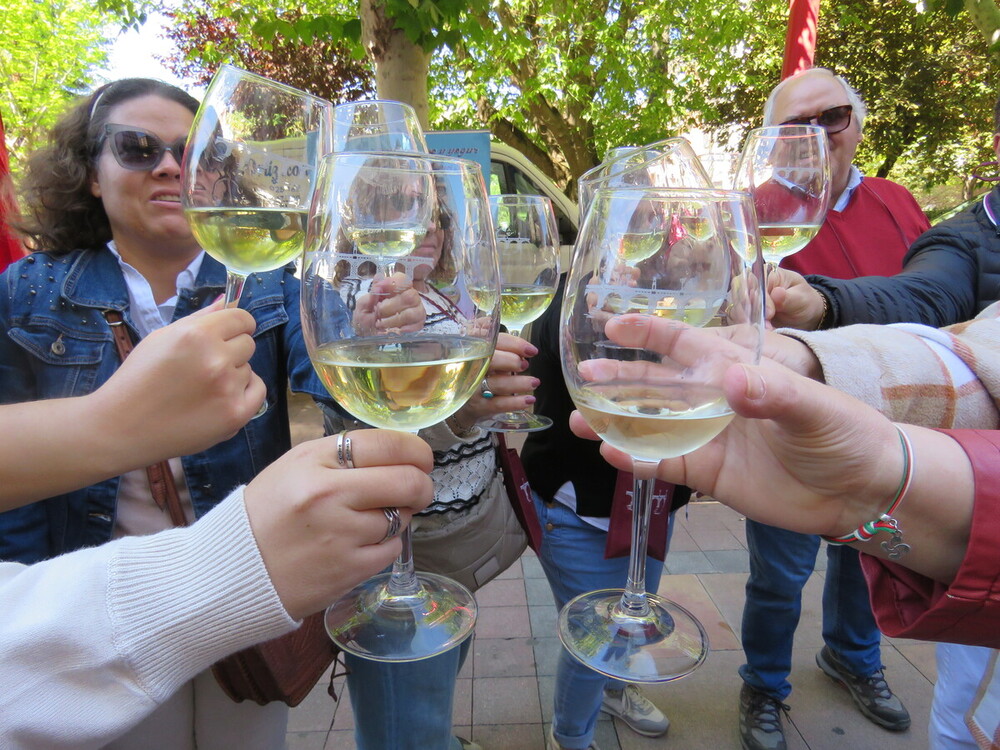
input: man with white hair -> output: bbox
[738,68,928,750]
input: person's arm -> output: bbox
[567,316,976,582]
[0,306,266,509]
[0,429,433,748]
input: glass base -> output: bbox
[480,411,553,433]
[557,589,708,683]
[325,571,477,662]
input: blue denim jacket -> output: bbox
[0,248,332,563]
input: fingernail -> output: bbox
[525,396,537,405]
[524,344,539,356]
[517,359,529,372]
[742,364,766,400]
[530,378,540,388]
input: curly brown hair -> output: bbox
[15,79,199,255]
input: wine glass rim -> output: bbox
[214,64,331,107]
[488,194,553,206]
[333,99,419,116]
[580,137,700,181]
[591,185,750,201]
[317,150,483,175]
[744,124,828,139]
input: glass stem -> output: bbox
[618,462,658,618]
[502,328,524,419]
[386,525,421,596]
[224,271,247,308]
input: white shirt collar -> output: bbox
[107,241,205,338]
[832,165,863,212]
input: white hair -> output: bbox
[763,68,867,132]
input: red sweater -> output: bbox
[861,430,1000,648]
[780,177,930,279]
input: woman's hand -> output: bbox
[448,333,540,432]
[244,429,434,620]
[568,316,903,538]
[766,266,826,330]
[352,273,425,334]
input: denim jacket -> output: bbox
[0,247,331,563]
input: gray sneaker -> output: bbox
[547,725,600,750]
[739,683,788,750]
[600,683,670,737]
[816,646,911,731]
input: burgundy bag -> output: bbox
[497,433,543,552]
[603,472,675,562]
[105,311,339,707]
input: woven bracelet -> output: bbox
[821,425,912,560]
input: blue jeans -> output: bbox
[346,638,472,750]
[740,519,881,700]
[533,492,670,750]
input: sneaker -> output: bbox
[455,738,482,750]
[546,725,600,750]
[816,646,911,731]
[600,684,670,737]
[739,683,789,750]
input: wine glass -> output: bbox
[698,151,740,189]
[332,99,428,153]
[558,186,766,682]
[478,194,560,433]
[181,64,332,305]
[577,138,711,220]
[302,152,501,661]
[734,125,832,266]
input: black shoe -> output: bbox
[816,646,911,731]
[739,683,788,750]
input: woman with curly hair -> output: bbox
[0,78,330,749]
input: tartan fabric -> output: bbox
[781,300,1000,431]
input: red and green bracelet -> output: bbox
[821,425,912,560]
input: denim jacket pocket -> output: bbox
[7,325,110,397]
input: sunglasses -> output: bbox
[97,124,187,171]
[779,104,853,135]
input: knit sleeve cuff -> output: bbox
[106,488,298,702]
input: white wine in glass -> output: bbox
[559,186,766,682]
[479,194,560,433]
[181,65,332,305]
[734,125,832,265]
[302,153,501,661]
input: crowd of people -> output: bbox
[1,63,999,750]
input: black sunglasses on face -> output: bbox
[779,104,854,135]
[97,124,187,171]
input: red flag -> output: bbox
[781,0,820,80]
[0,112,25,272]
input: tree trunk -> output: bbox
[360,0,431,128]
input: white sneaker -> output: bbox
[600,684,670,737]
[547,725,601,750]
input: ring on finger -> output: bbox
[378,506,402,544]
[480,378,494,399]
[336,430,355,469]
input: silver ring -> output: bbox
[378,507,402,544]
[481,378,494,399]
[336,430,355,469]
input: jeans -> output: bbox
[929,642,992,750]
[533,492,670,750]
[739,519,881,700]
[346,638,472,750]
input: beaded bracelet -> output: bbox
[821,425,912,560]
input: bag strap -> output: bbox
[103,310,189,528]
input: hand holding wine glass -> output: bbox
[181,65,332,305]
[734,125,831,266]
[558,187,766,682]
[302,153,501,661]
